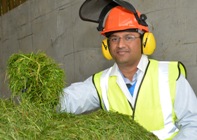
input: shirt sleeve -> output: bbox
[58,76,101,114]
[173,75,197,140]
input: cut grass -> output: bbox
[6,52,65,108]
[2,52,158,140]
[0,99,158,140]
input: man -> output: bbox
[59,0,197,139]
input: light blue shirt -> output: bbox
[59,55,197,140]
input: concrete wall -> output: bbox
[0,0,197,98]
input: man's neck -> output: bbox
[118,64,138,81]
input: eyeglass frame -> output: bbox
[108,34,141,45]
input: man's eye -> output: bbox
[111,37,118,42]
[126,36,134,40]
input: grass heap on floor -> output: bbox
[0,52,158,140]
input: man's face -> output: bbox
[108,31,142,66]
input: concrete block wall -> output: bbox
[0,0,197,98]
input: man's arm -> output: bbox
[174,75,197,140]
[58,76,100,114]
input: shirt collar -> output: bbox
[109,54,149,77]
[137,54,149,73]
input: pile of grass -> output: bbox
[1,52,158,140]
[0,99,158,140]
[6,52,65,108]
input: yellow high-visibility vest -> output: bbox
[93,59,186,140]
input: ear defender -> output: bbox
[142,32,156,55]
[101,38,113,60]
[101,32,156,60]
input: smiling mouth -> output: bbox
[117,50,128,55]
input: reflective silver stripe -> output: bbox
[152,62,178,139]
[100,68,112,111]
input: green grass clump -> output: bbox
[2,52,158,140]
[6,52,65,107]
[0,99,158,140]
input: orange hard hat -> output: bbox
[101,6,149,35]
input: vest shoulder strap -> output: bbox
[149,59,187,80]
[177,61,187,79]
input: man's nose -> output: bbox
[117,38,126,48]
